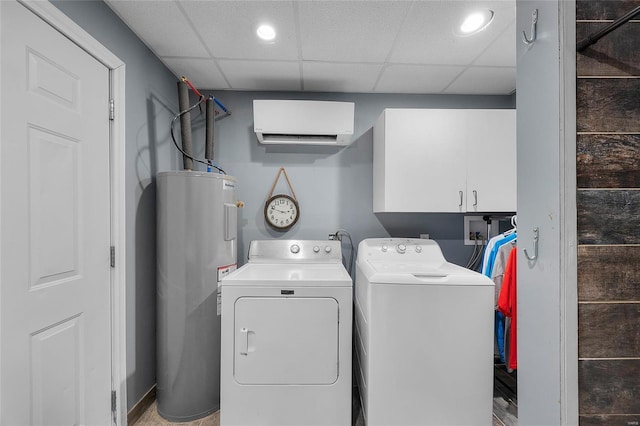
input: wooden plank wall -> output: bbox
[576,1,640,424]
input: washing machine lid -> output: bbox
[362,260,493,286]
[222,263,352,287]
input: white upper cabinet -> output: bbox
[373,108,516,213]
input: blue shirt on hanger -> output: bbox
[483,232,517,278]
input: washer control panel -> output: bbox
[249,240,342,263]
[359,238,445,262]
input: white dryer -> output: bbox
[354,238,494,426]
[220,240,352,426]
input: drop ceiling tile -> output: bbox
[302,62,382,93]
[161,58,229,90]
[444,66,516,95]
[474,21,516,66]
[106,0,518,95]
[218,60,301,91]
[105,0,208,58]
[297,1,411,63]
[180,1,299,61]
[390,0,515,66]
[375,64,465,94]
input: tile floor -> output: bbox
[131,402,366,426]
[131,399,512,426]
[131,401,219,426]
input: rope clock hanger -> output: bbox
[264,167,300,231]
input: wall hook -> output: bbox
[522,9,538,45]
[523,227,539,261]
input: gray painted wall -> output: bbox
[196,90,515,268]
[53,0,515,411]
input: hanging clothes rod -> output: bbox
[482,215,515,223]
[577,5,640,52]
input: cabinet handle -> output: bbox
[459,191,463,207]
[473,190,478,207]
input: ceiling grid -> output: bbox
[105,0,516,95]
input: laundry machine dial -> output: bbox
[325,246,332,253]
[313,246,320,253]
[396,244,407,254]
[290,244,300,254]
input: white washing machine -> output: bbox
[354,238,494,426]
[220,240,352,426]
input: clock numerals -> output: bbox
[264,194,300,231]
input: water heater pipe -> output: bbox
[212,97,230,115]
[205,97,214,162]
[177,81,193,170]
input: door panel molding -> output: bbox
[559,0,579,423]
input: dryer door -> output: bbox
[234,297,339,385]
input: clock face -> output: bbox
[264,194,299,231]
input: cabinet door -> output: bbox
[374,109,467,212]
[466,109,517,212]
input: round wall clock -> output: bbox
[264,167,300,232]
[264,194,299,231]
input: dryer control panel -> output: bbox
[358,238,446,263]
[248,240,342,263]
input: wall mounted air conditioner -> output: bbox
[253,100,355,146]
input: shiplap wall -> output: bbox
[576,1,640,424]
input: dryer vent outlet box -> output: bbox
[253,100,355,146]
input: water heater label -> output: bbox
[217,263,237,282]
[223,180,236,190]
[217,263,237,315]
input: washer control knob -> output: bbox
[313,245,320,253]
[324,245,332,253]
[415,245,423,253]
[396,244,407,254]
[290,244,300,254]
[381,245,388,252]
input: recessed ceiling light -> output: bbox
[458,10,494,35]
[256,24,276,41]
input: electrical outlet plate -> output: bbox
[464,216,498,246]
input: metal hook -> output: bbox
[523,227,539,261]
[522,9,538,45]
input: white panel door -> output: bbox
[1,1,112,424]
[234,297,339,385]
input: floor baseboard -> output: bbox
[127,385,156,425]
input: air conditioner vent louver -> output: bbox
[253,100,355,146]
[262,134,339,144]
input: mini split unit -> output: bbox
[253,100,355,146]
